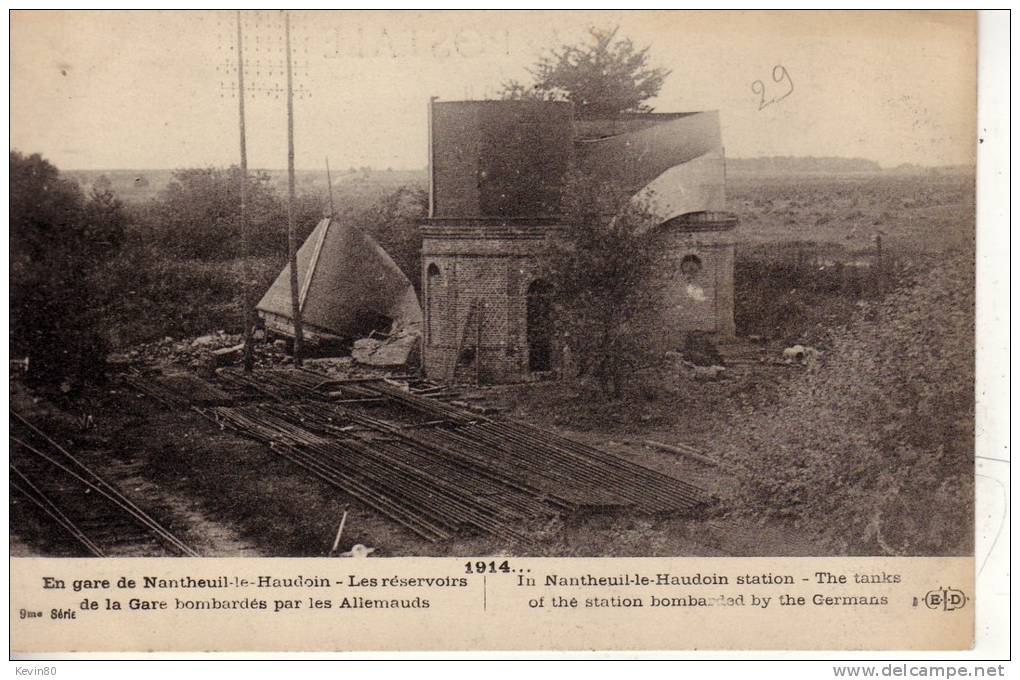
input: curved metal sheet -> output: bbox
[632,148,727,225]
[576,110,723,196]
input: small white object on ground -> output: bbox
[339,544,376,558]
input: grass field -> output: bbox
[727,171,975,254]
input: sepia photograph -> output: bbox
[9,10,979,568]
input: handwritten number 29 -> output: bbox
[752,65,793,110]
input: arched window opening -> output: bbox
[680,254,707,303]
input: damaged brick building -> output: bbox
[421,99,738,383]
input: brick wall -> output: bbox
[644,227,736,353]
[422,225,549,383]
[422,223,736,383]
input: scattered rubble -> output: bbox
[782,344,823,367]
[667,351,727,382]
[209,343,245,367]
[112,320,429,385]
[112,332,286,372]
[683,362,727,381]
[351,330,420,368]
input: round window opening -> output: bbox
[680,254,703,280]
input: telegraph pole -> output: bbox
[237,11,255,372]
[325,156,335,217]
[284,11,304,366]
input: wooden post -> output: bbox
[284,11,304,366]
[329,506,349,557]
[325,156,335,217]
[875,233,884,297]
[427,96,437,218]
[475,300,483,387]
[236,12,256,372]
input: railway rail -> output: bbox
[9,410,199,557]
[124,367,716,544]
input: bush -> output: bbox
[98,166,327,345]
[93,239,283,346]
[734,243,894,345]
[544,172,660,398]
[96,179,428,347]
[136,166,325,260]
[721,255,974,555]
[10,151,127,386]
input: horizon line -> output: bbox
[55,158,975,173]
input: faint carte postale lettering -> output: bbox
[751,65,794,110]
[326,25,511,60]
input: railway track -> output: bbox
[9,410,199,557]
[126,367,716,543]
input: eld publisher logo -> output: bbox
[913,587,968,612]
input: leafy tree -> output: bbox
[543,171,660,398]
[497,79,556,102]
[501,26,671,118]
[10,151,127,386]
[106,167,325,346]
[141,166,325,260]
[148,167,257,259]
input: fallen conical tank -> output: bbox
[256,217,422,341]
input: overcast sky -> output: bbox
[10,10,976,171]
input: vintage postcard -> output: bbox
[7,9,1001,657]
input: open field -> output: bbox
[728,171,975,254]
[10,170,975,558]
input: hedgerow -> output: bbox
[720,255,974,555]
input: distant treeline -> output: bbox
[66,158,974,203]
[726,157,882,175]
[63,167,428,205]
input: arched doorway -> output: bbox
[526,279,553,372]
[426,263,442,345]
